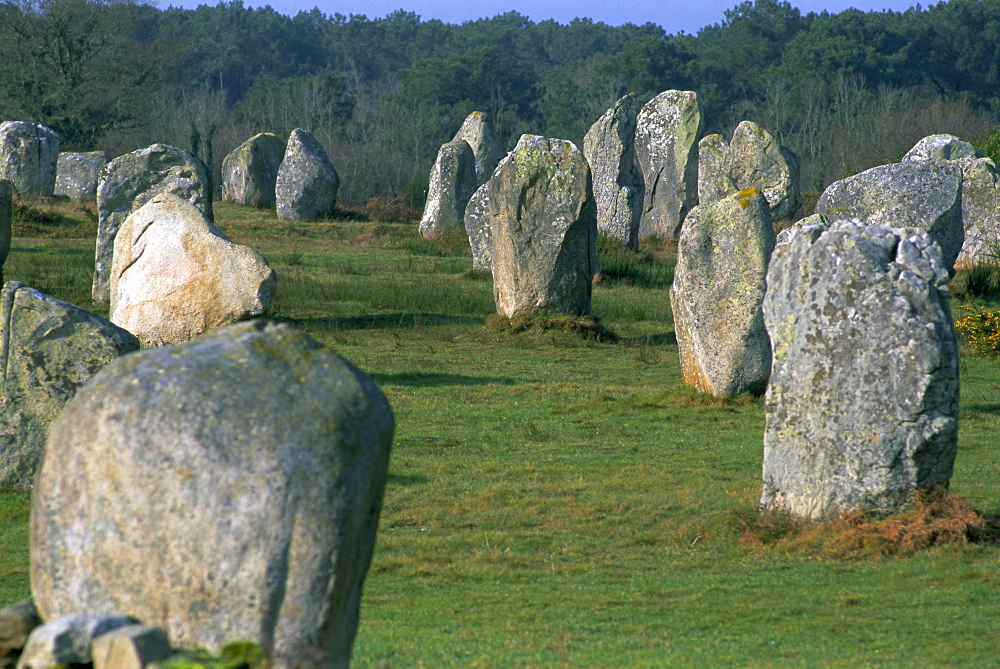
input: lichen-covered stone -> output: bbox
[671,189,773,398]
[221,132,285,208]
[54,151,109,202]
[902,133,983,162]
[17,615,131,667]
[93,144,211,305]
[634,90,702,239]
[275,128,339,221]
[419,140,478,239]
[463,182,493,272]
[0,122,60,197]
[451,111,502,186]
[489,135,597,317]
[699,121,800,222]
[110,194,276,347]
[902,135,1000,269]
[583,94,643,250]
[761,219,959,520]
[0,281,139,489]
[815,160,964,269]
[31,320,393,668]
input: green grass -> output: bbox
[2,199,999,666]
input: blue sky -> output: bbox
[160,0,924,34]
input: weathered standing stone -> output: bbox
[699,121,800,222]
[110,194,276,348]
[670,189,773,398]
[583,93,643,250]
[0,180,11,283]
[221,132,286,208]
[0,601,41,651]
[91,625,171,669]
[902,134,1000,269]
[451,111,502,186]
[815,160,964,269]
[93,144,211,304]
[16,615,131,668]
[489,135,597,317]
[54,151,109,202]
[275,128,339,221]
[419,140,478,239]
[0,123,60,197]
[761,219,959,521]
[0,281,139,488]
[463,182,493,272]
[31,320,394,668]
[634,90,702,239]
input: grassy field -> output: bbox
[1,198,999,666]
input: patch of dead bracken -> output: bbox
[735,487,1000,562]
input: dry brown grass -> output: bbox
[736,487,999,561]
[484,312,619,342]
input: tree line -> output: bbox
[1,0,998,207]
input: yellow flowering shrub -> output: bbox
[955,304,1000,355]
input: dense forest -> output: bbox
[1,0,999,207]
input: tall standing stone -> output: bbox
[221,132,286,208]
[463,182,493,272]
[634,90,702,239]
[0,122,60,197]
[0,281,139,489]
[275,128,340,221]
[54,151,109,202]
[419,140,478,239]
[583,93,643,250]
[93,144,211,305]
[671,189,773,398]
[451,111,502,186]
[110,194,276,348]
[31,320,394,668]
[489,135,597,318]
[698,121,800,222]
[815,160,964,269]
[902,134,1000,269]
[761,219,959,520]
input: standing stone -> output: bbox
[0,180,11,283]
[221,132,286,208]
[110,194,276,348]
[463,182,493,272]
[761,219,959,520]
[451,111,502,186]
[583,93,643,250]
[634,90,702,239]
[93,144,211,305]
[31,320,394,668]
[699,121,800,222]
[902,134,1000,269]
[275,128,339,221]
[0,281,139,489]
[489,135,597,318]
[0,122,60,197]
[671,189,773,398]
[54,151,109,202]
[815,160,964,269]
[419,140,478,239]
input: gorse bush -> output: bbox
[955,304,1000,355]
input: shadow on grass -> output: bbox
[961,402,1000,418]
[623,331,677,346]
[372,371,515,388]
[279,313,481,331]
[387,473,426,486]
